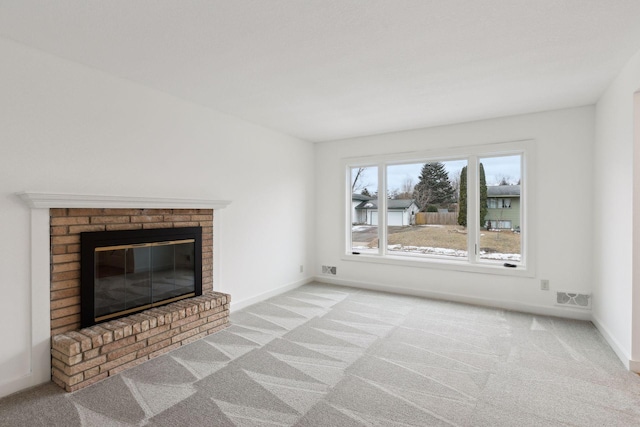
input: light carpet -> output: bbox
[1,282,640,426]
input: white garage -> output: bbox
[355,199,420,226]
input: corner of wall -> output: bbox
[592,45,640,370]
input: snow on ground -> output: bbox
[388,245,467,258]
[479,251,521,261]
[352,226,376,232]
[353,244,522,261]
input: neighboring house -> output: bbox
[485,185,520,229]
[354,198,420,226]
[351,193,373,224]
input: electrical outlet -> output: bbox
[299,265,304,273]
[541,279,550,291]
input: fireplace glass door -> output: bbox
[81,227,202,327]
[94,240,196,321]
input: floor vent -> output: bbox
[556,291,591,309]
[322,265,337,275]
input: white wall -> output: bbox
[315,107,595,317]
[593,48,640,369]
[0,38,315,397]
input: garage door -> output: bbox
[370,212,378,225]
[387,212,404,226]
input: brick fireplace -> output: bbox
[50,208,214,335]
[17,193,231,393]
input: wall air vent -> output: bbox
[322,265,337,275]
[556,291,591,309]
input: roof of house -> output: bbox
[352,193,373,202]
[487,185,520,197]
[355,199,418,210]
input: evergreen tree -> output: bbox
[458,166,467,226]
[413,162,454,211]
[479,163,488,227]
[457,163,488,227]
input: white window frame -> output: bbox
[342,140,536,278]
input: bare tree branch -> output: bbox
[351,167,371,193]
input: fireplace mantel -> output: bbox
[13,191,230,395]
[17,192,231,210]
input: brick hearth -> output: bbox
[48,207,229,392]
[51,292,229,392]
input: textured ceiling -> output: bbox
[2,1,640,142]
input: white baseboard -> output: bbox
[313,275,592,321]
[0,372,39,399]
[591,314,632,370]
[629,359,640,373]
[229,277,312,311]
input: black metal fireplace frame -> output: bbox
[80,227,202,328]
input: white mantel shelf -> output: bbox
[17,192,232,210]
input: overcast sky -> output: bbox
[353,155,521,194]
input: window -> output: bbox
[350,166,378,254]
[386,160,467,260]
[480,154,521,261]
[488,198,511,208]
[490,220,512,229]
[344,141,534,275]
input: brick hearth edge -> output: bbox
[51,292,230,392]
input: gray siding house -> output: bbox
[485,185,520,229]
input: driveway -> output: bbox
[351,225,414,246]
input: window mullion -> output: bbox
[467,156,479,263]
[519,153,526,265]
[378,163,387,256]
[346,164,354,253]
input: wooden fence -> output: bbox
[415,212,458,225]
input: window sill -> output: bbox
[341,252,534,278]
